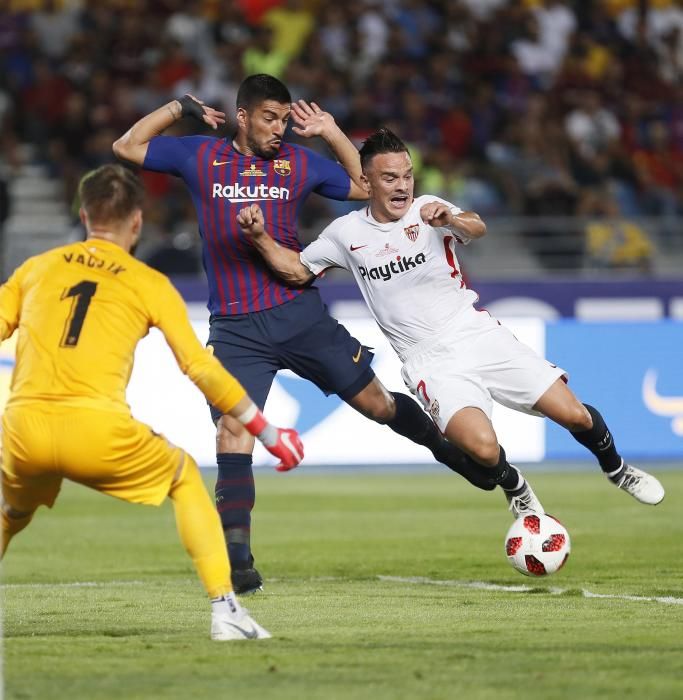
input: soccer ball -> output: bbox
[504,513,571,577]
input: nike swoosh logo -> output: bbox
[352,346,362,363]
[223,621,259,639]
[350,244,368,252]
[213,159,231,166]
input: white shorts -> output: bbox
[400,307,567,433]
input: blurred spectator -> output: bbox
[29,0,79,60]
[511,12,561,88]
[174,60,231,113]
[213,3,252,50]
[615,0,683,47]
[0,73,12,127]
[318,7,352,70]
[439,106,473,161]
[108,12,155,81]
[391,0,441,60]
[459,0,508,22]
[565,88,621,202]
[262,0,314,60]
[19,57,73,145]
[632,119,683,244]
[420,148,503,216]
[155,39,196,92]
[585,190,654,271]
[654,25,683,86]
[242,25,288,79]
[164,0,215,66]
[355,2,390,65]
[565,89,621,158]
[1,0,682,277]
[533,0,577,75]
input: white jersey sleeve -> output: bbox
[419,195,471,245]
[299,220,348,276]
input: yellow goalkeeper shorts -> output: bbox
[1,404,185,512]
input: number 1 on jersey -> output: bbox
[60,280,98,347]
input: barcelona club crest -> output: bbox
[404,224,419,242]
[273,159,291,176]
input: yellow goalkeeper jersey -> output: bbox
[0,238,246,414]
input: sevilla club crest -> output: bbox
[273,159,291,176]
[404,224,419,242]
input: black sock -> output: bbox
[570,404,623,473]
[215,453,254,568]
[387,392,445,454]
[439,443,523,492]
[492,445,524,491]
[429,438,497,491]
[386,393,524,492]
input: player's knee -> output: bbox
[1,503,33,520]
[563,404,593,432]
[363,394,396,423]
[216,415,254,453]
[469,435,500,467]
[348,385,395,423]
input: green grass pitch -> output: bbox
[2,469,682,700]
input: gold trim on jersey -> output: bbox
[240,164,267,177]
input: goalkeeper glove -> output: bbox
[238,404,304,472]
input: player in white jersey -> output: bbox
[236,128,665,512]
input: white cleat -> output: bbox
[505,480,545,519]
[211,609,272,641]
[613,464,665,505]
[210,593,272,641]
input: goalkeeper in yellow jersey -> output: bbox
[0,164,303,641]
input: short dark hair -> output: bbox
[359,128,409,171]
[79,164,144,225]
[237,74,291,111]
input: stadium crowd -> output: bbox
[0,0,682,273]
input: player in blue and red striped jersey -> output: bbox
[113,74,487,595]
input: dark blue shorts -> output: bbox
[207,288,375,420]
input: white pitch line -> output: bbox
[4,576,683,607]
[0,580,146,590]
[378,575,683,606]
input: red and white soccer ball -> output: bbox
[504,513,571,577]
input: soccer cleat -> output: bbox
[505,480,545,519]
[231,559,264,596]
[611,463,665,505]
[211,609,272,641]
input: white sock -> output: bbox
[606,459,625,479]
[210,592,241,616]
[502,468,525,493]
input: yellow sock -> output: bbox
[168,455,232,599]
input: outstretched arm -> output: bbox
[237,204,315,286]
[113,95,226,166]
[420,202,487,240]
[290,100,367,201]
